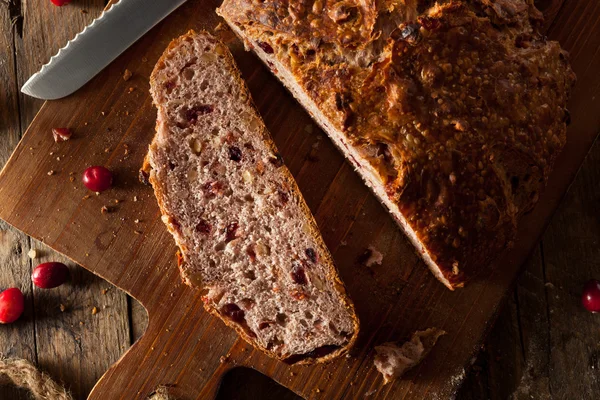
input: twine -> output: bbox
[0,358,72,400]
[0,358,175,400]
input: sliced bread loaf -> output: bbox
[144,31,359,363]
[217,0,576,289]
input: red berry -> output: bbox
[52,127,72,142]
[32,262,70,289]
[83,166,113,192]
[582,279,600,313]
[0,288,25,324]
[50,0,71,6]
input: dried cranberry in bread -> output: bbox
[143,31,358,363]
[217,0,576,289]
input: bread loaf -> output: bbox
[143,31,359,363]
[217,0,576,289]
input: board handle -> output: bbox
[88,278,241,400]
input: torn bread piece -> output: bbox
[144,30,359,364]
[374,328,446,384]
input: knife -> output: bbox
[21,0,188,100]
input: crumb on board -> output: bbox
[123,69,132,81]
[27,249,37,259]
[374,328,446,384]
[357,246,384,267]
[365,246,384,267]
[47,170,54,176]
[91,307,98,315]
[59,304,66,312]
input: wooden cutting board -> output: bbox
[0,1,598,399]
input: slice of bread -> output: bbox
[143,31,359,363]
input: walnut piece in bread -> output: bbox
[217,0,576,289]
[144,31,359,363]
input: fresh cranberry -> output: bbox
[0,288,25,324]
[582,279,600,312]
[52,128,72,142]
[83,166,113,192]
[32,262,69,289]
[50,0,71,5]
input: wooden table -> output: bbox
[0,1,598,399]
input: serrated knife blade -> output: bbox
[21,0,188,100]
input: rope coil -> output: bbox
[0,358,72,400]
[0,358,174,399]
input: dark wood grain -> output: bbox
[0,0,598,399]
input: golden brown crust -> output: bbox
[218,0,576,288]
[145,30,359,364]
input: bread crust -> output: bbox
[145,30,359,364]
[217,0,576,288]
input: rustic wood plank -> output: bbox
[29,241,130,398]
[541,137,600,397]
[511,246,553,399]
[0,2,40,399]
[0,2,132,399]
[457,251,547,400]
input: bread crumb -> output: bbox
[133,196,138,202]
[374,328,446,384]
[101,205,111,214]
[123,69,132,81]
[79,321,84,326]
[27,249,37,259]
[134,219,140,224]
[220,355,229,363]
[59,304,66,312]
[358,246,384,267]
[101,288,108,295]
[366,246,383,267]
[91,307,99,315]
[47,170,54,176]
